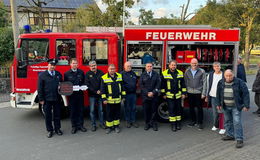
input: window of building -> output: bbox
[83,39,108,65]
[28,12,50,27]
[56,39,76,65]
[20,39,49,64]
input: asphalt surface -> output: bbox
[0,75,259,160]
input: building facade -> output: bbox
[3,0,97,32]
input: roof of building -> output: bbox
[2,0,94,9]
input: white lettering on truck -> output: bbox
[145,32,217,40]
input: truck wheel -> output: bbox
[157,101,169,123]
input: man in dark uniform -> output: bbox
[101,64,126,134]
[237,56,247,83]
[161,60,186,132]
[64,58,87,134]
[38,59,63,138]
[85,61,105,132]
[140,62,161,131]
[121,61,139,128]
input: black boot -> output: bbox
[176,121,181,130]
[171,123,177,132]
[153,122,158,131]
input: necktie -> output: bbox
[51,71,54,76]
[148,72,151,78]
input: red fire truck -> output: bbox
[10,25,240,121]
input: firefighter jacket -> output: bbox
[161,69,186,99]
[101,72,126,104]
[38,70,63,102]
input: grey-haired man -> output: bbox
[85,61,105,131]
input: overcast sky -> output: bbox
[96,0,208,24]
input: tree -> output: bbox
[189,0,260,70]
[156,14,182,25]
[0,27,14,65]
[21,0,54,30]
[180,0,194,24]
[62,3,102,32]
[0,1,14,65]
[63,0,139,32]
[138,8,156,25]
[224,0,260,70]
[0,1,9,27]
[188,0,231,28]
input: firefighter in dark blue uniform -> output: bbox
[38,59,63,138]
[121,61,139,128]
[101,64,126,134]
[161,60,186,132]
[64,58,87,134]
[140,62,161,131]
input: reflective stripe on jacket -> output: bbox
[101,72,126,104]
[161,69,186,99]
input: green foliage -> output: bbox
[0,1,9,28]
[189,0,260,70]
[63,0,137,32]
[156,15,183,25]
[189,1,231,28]
[0,27,14,65]
[138,9,156,25]
[62,4,102,32]
[189,0,260,50]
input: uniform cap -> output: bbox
[47,59,58,65]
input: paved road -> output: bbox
[0,75,259,160]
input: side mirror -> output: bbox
[15,48,22,61]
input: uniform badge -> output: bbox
[90,75,93,77]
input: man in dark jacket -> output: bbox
[140,62,161,131]
[64,58,87,134]
[38,59,63,138]
[216,69,250,148]
[237,57,247,82]
[252,62,260,115]
[85,61,105,131]
[121,61,139,128]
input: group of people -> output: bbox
[38,57,256,149]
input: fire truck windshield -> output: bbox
[20,39,49,65]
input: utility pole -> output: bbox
[10,0,20,49]
[122,0,126,36]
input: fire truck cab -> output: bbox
[10,32,121,114]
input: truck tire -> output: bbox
[157,101,169,123]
